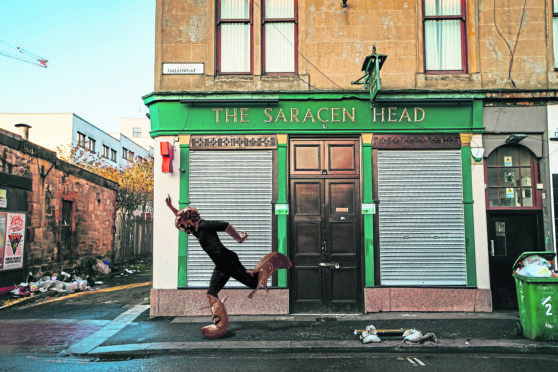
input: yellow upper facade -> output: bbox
[155,0,555,92]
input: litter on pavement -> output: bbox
[354,325,438,344]
[1,258,148,309]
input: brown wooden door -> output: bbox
[290,139,361,313]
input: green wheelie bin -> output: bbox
[512,251,558,341]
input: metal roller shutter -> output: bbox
[377,150,466,286]
[187,150,273,288]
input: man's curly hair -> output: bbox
[175,207,201,234]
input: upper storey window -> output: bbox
[553,1,558,69]
[263,0,297,74]
[217,0,252,74]
[423,0,467,73]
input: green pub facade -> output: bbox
[146,90,492,316]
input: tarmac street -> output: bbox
[0,261,557,359]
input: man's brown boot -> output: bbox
[199,294,228,339]
[246,252,292,298]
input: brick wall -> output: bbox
[0,129,118,277]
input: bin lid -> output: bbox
[512,251,556,272]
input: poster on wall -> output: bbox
[0,213,5,270]
[2,213,25,270]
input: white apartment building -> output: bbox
[0,113,150,167]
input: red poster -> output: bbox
[0,213,5,270]
[3,213,25,270]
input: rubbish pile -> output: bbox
[514,254,558,278]
[8,259,111,298]
[354,325,438,344]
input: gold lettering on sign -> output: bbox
[343,108,355,123]
[372,107,426,123]
[291,108,300,123]
[275,109,287,123]
[225,108,236,123]
[212,108,224,123]
[317,107,328,123]
[414,107,425,122]
[303,109,316,123]
[264,107,273,123]
[240,108,249,123]
[331,107,340,123]
[388,107,397,122]
[399,108,411,122]
[373,107,385,122]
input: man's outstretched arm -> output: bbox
[225,224,248,243]
[165,194,179,216]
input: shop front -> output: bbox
[146,91,491,316]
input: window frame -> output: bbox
[422,0,468,74]
[485,145,540,210]
[102,145,109,159]
[122,148,128,160]
[132,127,142,137]
[110,149,117,162]
[216,0,254,75]
[77,132,86,148]
[553,0,558,70]
[261,0,298,75]
[88,138,96,153]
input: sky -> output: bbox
[0,0,155,133]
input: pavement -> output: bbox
[66,307,558,357]
[1,262,557,358]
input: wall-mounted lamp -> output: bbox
[505,134,527,144]
[471,148,485,162]
[160,141,174,173]
[341,0,348,7]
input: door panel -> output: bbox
[290,139,361,313]
[488,212,543,310]
[325,141,359,175]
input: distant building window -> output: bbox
[122,148,128,160]
[77,132,86,148]
[88,138,96,153]
[133,127,142,137]
[128,151,135,161]
[423,0,467,73]
[102,145,109,158]
[110,149,117,162]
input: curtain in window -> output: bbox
[264,0,295,73]
[221,0,249,19]
[425,20,461,70]
[220,0,250,73]
[424,0,461,16]
[221,24,251,73]
[266,0,294,18]
[424,0,462,71]
[265,23,295,73]
[554,1,558,69]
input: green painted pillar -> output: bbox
[276,134,288,287]
[362,134,375,287]
[177,135,190,288]
[460,133,477,287]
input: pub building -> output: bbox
[145,89,492,316]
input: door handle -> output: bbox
[319,262,340,269]
[490,240,495,256]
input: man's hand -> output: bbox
[165,194,178,215]
[238,231,248,243]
